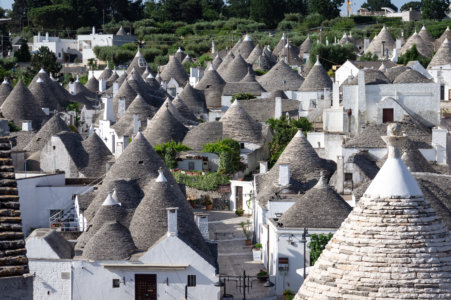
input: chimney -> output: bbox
[99,78,106,92]
[194,213,209,240]
[0,120,9,137]
[45,32,49,41]
[22,121,32,131]
[37,31,41,42]
[325,36,329,46]
[278,164,290,186]
[92,26,95,35]
[364,38,369,52]
[396,38,402,50]
[166,207,178,236]
[211,40,216,54]
[259,161,268,174]
[274,97,282,119]
[132,114,140,134]
[102,96,115,122]
[112,82,119,98]
[336,156,344,194]
[118,99,126,119]
[332,81,339,108]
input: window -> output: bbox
[187,275,196,287]
[188,161,195,170]
[345,173,353,181]
[278,257,289,271]
[382,108,394,123]
[169,87,176,97]
[240,143,244,149]
[112,279,120,288]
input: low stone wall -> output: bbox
[185,187,230,210]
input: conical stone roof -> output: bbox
[365,25,395,56]
[279,175,351,228]
[0,78,12,105]
[127,49,147,74]
[174,47,186,62]
[195,64,225,109]
[112,94,157,137]
[299,58,332,92]
[428,38,451,68]
[143,101,188,146]
[116,26,127,36]
[237,35,254,60]
[418,25,435,48]
[385,65,408,82]
[296,125,451,299]
[393,69,432,84]
[348,69,390,85]
[212,54,223,69]
[231,38,242,56]
[300,35,313,54]
[113,79,137,118]
[82,221,136,260]
[273,33,288,56]
[435,26,451,50]
[80,132,114,178]
[83,132,173,221]
[172,95,198,122]
[217,51,235,74]
[182,54,193,65]
[142,66,152,79]
[1,79,47,130]
[160,55,189,86]
[400,31,433,58]
[29,78,60,110]
[219,100,262,144]
[221,54,250,82]
[98,63,113,81]
[106,71,119,88]
[178,83,207,115]
[257,60,304,91]
[85,75,99,93]
[183,122,223,151]
[246,44,263,64]
[24,114,70,153]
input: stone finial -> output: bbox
[156,167,167,182]
[382,123,407,159]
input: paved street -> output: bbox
[197,210,277,300]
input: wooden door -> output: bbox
[135,274,157,300]
[382,108,394,123]
[236,186,243,210]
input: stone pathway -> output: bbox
[197,209,276,300]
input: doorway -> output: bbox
[382,108,394,123]
[235,186,243,210]
[135,274,157,300]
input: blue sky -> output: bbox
[0,0,411,14]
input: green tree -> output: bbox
[30,46,62,76]
[14,39,31,62]
[266,116,313,167]
[307,0,344,19]
[223,0,250,18]
[421,0,450,19]
[361,0,398,12]
[154,140,191,169]
[400,1,421,11]
[308,233,333,266]
[397,44,431,68]
[250,0,285,28]
[203,138,244,174]
[309,43,357,71]
[360,52,379,61]
[28,4,76,29]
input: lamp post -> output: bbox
[300,227,310,280]
[215,269,274,300]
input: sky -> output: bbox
[0,0,412,15]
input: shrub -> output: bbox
[172,172,230,191]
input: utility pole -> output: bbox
[347,0,352,17]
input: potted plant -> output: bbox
[235,208,244,216]
[252,243,262,261]
[256,269,268,282]
[241,220,252,245]
[203,195,213,210]
[283,290,295,300]
[188,199,197,208]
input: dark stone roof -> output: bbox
[143,102,188,146]
[348,60,396,71]
[393,69,432,84]
[85,75,99,93]
[112,94,157,137]
[418,26,435,49]
[172,95,198,122]
[385,65,408,82]
[182,122,223,151]
[344,116,432,149]
[299,35,313,54]
[256,130,336,205]
[83,132,174,221]
[400,32,433,58]
[160,55,189,86]
[237,98,299,122]
[127,49,147,75]
[195,65,225,109]
[436,27,451,50]
[27,228,73,259]
[29,78,61,111]
[428,38,451,68]
[106,71,119,88]
[0,79,12,106]
[83,221,136,260]
[216,51,235,74]
[113,79,137,117]
[1,79,47,130]
[281,43,303,66]
[24,114,70,153]
[98,64,113,81]
[273,34,288,56]
[252,53,276,71]
[116,26,127,36]
[222,82,264,96]
[105,71,127,94]
[257,60,304,91]
[54,131,87,172]
[10,131,35,151]
[220,100,263,144]
[348,150,380,181]
[220,54,250,83]
[237,36,254,60]
[348,69,390,85]
[174,48,186,62]
[80,132,114,178]
[278,176,351,228]
[129,171,215,266]
[212,54,223,69]
[246,44,263,64]
[178,83,208,115]
[299,60,332,92]
[0,134,30,276]
[365,25,395,55]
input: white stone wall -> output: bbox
[307,132,325,149]
[429,66,451,101]
[40,136,77,177]
[334,61,358,86]
[229,180,253,214]
[267,201,295,219]
[177,159,203,171]
[29,259,72,300]
[323,108,345,133]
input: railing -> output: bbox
[49,202,80,232]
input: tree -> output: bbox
[309,43,357,71]
[308,233,333,266]
[30,46,62,76]
[400,1,421,11]
[28,4,76,29]
[360,52,379,61]
[421,0,450,19]
[250,0,285,28]
[154,140,191,169]
[266,116,313,167]
[203,138,244,174]
[307,0,344,19]
[397,44,431,68]
[361,0,398,12]
[223,0,250,18]
[14,39,31,62]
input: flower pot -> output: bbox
[245,239,252,246]
[205,204,212,210]
[257,275,268,282]
[189,201,196,208]
[252,249,262,261]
